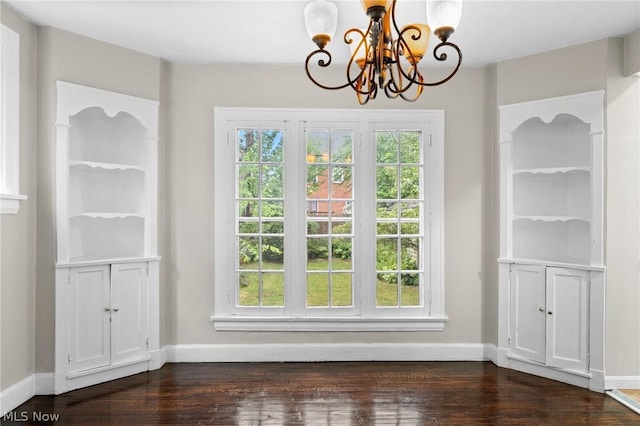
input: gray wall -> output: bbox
[1,6,637,387]
[164,63,495,346]
[496,39,640,377]
[35,27,163,373]
[0,5,38,392]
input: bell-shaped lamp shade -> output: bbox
[348,30,369,68]
[426,0,462,35]
[401,24,430,65]
[305,0,338,49]
[360,0,392,12]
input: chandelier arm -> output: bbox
[412,41,463,87]
[305,49,354,91]
[385,25,422,96]
[398,73,424,102]
[345,28,378,97]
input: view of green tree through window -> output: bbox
[215,108,444,330]
[236,128,285,307]
[376,131,423,307]
[306,129,354,308]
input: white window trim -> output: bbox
[212,108,446,331]
[0,24,27,214]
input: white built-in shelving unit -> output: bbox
[54,81,160,394]
[497,91,606,392]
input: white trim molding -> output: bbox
[0,25,27,214]
[0,375,34,416]
[605,376,640,390]
[164,343,490,363]
[211,316,448,332]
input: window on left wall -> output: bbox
[0,24,27,214]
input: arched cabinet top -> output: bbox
[56,81,159,139]
[499,90,604,142]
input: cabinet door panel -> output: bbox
[110,262,149,364]
[546,267,589,371]
[509,264,546,363]
[69,265,111,372]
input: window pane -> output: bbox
[331,220,352,235]
[261,165,284,198]
[376,166,398,199]
[238,272,259,306]
[307,130,330,164]
[400,166,421,199]
[376,238,397,271]
[400,277,420,306]
[399,131,421,163]
[331,238,352,269]
[262,201,284,218]
[237,129,259,162]
[235,127,285,309]
[239,221,259,234]
[331,273,353,306]
[375,129,424,309]
[400,238,419,271]
[238,164,259,198]
[307,272,329,307]
[377,221,398,236]
[262,236,284,269]
[238,200,259,218]
[331,166,352,198]
[261,130,283,162]
[307,165,327,198]
[400,201,421,218]
[262,272,284,306]
[261,221,283,235]
[400,221,420,235]
[376,131,398,163]
[331,130,353,163]
[307,237,329,267]
[377,279,398,306]
[238,237,259,268]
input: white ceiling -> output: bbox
[5,0,640,66]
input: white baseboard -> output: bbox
[605,376,640,390]
[484,343,498,363]
[165,343,492,363]
[0,375,35,416]
[35,373,55,395]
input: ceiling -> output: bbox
[5,0,640,66]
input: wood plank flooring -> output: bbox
[4,362,639,425]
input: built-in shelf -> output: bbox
[498,91,606,392]
[513,166,590,175]
[69,160,145,172]
[55,81,160,395]
[513,215,590,223]
[70,212,145,219]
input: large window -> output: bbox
[214,109,444,331]
[0,24,27,214]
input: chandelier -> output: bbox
[304,0,463,104]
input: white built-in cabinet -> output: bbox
[54,81,160,394]
[497,91,606,392]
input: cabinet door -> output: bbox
[545,267,589,372]
[69,265,111,372]
[509,264,546,363]
[110,262,149,364]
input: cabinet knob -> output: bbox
[113,307,120,312]
[104,307,111,312]
[547,311,553,315]
[538,307,544,312]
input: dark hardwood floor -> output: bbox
[3,362,638,425]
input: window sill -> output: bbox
[0,193,28,214]
[211,316,448,332]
